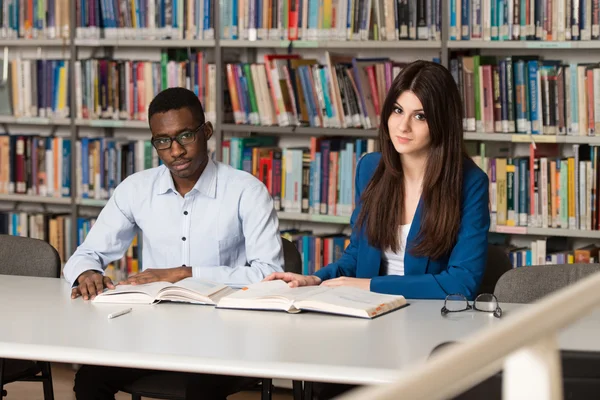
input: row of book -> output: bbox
[0,135,161,199]
[0,135,71,197]
[0,211,141,278]
[0,0,70,39]
[0,134,219,200]
[452,55,600,136]
[0,51,217,123]
[450,0,600,41]
[222,136,379,216]
[474,143,600,232]
[505,238,599,267]
[76,0,215,40]
[282,229,350,275]
[225,54,413,129]
[220,0,441,41]
[0,59,70,119]
[0,212,72,265]
[74,50,216,123]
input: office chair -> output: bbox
[494,263,600,303]
[0,235,59,400]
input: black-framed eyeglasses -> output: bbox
[441,293,502,318]
[151,123,205,150]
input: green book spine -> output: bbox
[243,64,259,123]
[161,52,168,91]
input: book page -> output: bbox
[295,287,407,318]
[230,280,330,301]
[97,281,172,298]
[164,278,230,297]
[217,280,330,311]
[92,282,173,304]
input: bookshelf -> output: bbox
[2,0,600,270]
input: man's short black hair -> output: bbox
[148,87,205,125]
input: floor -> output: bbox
[3,363,294,400]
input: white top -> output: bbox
[63,159,284,286]
[383,224,411,276]
[0,276,597,386]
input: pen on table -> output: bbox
[107,308,132,320]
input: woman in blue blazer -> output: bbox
[266,60,490,301]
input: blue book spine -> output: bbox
[313,152,321,214]
[241,147,253,173]
[491,0,498,40]
[53,61,60,114]
[302,237,310,275]
[231,0,238,39]
[320,68,333,120]
[527,60,540,134]
[308,0,318,37]
[256,0,262,38]
[518,158,528,226]
[204,0,210,32]
[12,213,18,236]
[173,0,178,29]
[514,60,527,133]
[461,0,470,40]
[236,66,249,122]
[450,0,457,40]
[299,66,316,127]
[77,218,84,245]
[62,139,71,197]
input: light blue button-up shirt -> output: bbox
[63,158,284,286]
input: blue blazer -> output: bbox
[314,152,490,300]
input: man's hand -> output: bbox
[120,267,192,286]
[320,277,371,290]
[263,272,321,288]
[72,270,115,300]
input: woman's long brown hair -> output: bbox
[355,60,467,260]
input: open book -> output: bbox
[92,278,235,305]
[216,280,407,319]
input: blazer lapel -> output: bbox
[405,199,429,275]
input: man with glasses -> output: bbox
[64,87,284,400]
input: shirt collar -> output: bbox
[156,158,217,199]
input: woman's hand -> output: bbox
[263,272,322,288]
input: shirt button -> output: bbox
[184,211,188,215]
[182,237,186,241]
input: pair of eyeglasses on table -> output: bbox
[441,293,503,318]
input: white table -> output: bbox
[0,275,598,385]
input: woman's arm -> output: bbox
[370,169,490,300]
